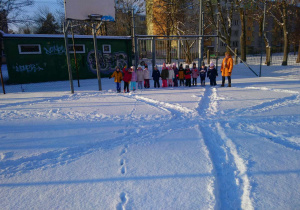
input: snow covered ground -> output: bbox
[0,62,299,209]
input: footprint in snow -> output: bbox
[120,148,127,155]
[121,166,126,175]
[120,159,125,166]
[116,192,128,210]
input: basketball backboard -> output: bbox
[64,0,115,21]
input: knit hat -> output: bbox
[210,62,215,67]
[154,65,158,69]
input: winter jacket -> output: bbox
[207,67,218,79]
[131,71,137,82]
[168,69,175,79]
[221,55,233,77]
[122,68,132,82]
[137,69,144,82]
[185,69,191,80]
[191,68,199,78]
[143,68,150,79]
[110,70,123,83]
[199,67,207,77]
[161,68,169,80]
[152,69,161,80]
[173,67,179,79]
[178,68,185,79]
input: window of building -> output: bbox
[68,44,85,53]
[103,44,111,53]
[234,20,239,26]
[232,41,239,47]
[140,16,146,22]
[18,44,41,54]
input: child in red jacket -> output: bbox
[185,65,191,87]
[123,67,132,93]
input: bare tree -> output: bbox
[149,0,200,63]
[251,0,272,65]
[287,3,300,63]
[235,0,251,62]
[268,0,296,66]
[207,0,235,52]
[0,0,34,31]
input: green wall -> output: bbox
[3,35,132,84]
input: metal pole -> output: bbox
[216,13,219,71]
[92,23,102,91]
[63,21,74,94]
[259,0,266,77]
[152,37,156,71]
[177,39,180,67]
[71,26,80,87]
[199,0,203,68]
[132,9,139,68]
[0,65,5,94]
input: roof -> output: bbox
[0,31,131,40]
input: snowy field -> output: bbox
[0,61,300,209]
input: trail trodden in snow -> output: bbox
[0,69,300,209]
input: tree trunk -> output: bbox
[266,46,271,66]
[166,39,171,64]
[263,31,271,66]
[297,40,300,63]
[207,49,210,65]
[282,2,288,66]
[234,48,238,65]
[239,8,246,62]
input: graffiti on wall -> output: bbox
[44,45,65,55]
[87,50,128,74]
[15,64,44,73]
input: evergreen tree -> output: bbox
[36,13,60,34]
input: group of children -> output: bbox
[110,61,219,93]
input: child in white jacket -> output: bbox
[143,65,150,88]
[168,64,175,87]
